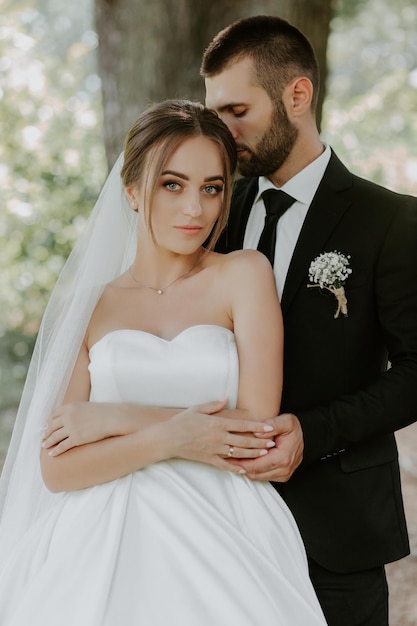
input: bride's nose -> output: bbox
[182,191,202,217]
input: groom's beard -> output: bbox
[237,100,298,178]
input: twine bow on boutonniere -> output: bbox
[308,251,352,318]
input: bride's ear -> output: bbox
[125,186,139,212]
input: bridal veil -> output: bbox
[0,154,135,560]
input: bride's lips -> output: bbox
[174,225,203,235]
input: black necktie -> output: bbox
[257,190,295,265]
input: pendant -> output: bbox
[157,289,163,295]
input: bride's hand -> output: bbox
[165,400,276,474]
[42,402,137,456]
[237,413,304,481]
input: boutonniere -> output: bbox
[308,251,352,318]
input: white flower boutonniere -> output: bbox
[308,251,352,318]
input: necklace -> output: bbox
[128,261,200,295]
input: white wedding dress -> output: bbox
[0,325,326,625]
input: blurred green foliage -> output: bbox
[0,0,416,414]
[324,0,417,192]
[0,0,106,408]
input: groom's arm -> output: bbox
[238,194,417,480]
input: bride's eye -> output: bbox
[203,184,223,195]
[163,181,181,191]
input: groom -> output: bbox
[201,15,417,626]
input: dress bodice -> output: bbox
[88,325,239,409]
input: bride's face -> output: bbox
[143,135,225,254]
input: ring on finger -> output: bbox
[228,445,235,457]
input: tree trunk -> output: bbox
[95,0,334,168]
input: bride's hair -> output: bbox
[121,100,237,251]
[0,98,237,560]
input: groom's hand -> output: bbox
[236,413,304,482]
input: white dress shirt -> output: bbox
[243,144,331,299]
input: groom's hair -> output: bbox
[200,15,320,111]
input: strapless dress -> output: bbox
[0,325,326,625]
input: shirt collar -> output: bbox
[254,143,331,206]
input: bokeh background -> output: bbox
[1,1,417,622]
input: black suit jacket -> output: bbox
[216,151,417,572]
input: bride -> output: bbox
[0,99,326,625]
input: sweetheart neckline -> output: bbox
[89,324,235,355]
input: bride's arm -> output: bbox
[40,342,275,493]
[42,332,273,456]
[227,249,283,420]
[40,407,273,492]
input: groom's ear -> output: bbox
[283,76,314,119]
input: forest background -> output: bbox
[1,0,417,623]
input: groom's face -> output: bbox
[205,56,298,177]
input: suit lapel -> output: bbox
[281,153,353,316]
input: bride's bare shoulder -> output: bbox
[210,249,273,278]
[89,272,131,319]
[206,251,277,302]
[102,265,140,297]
